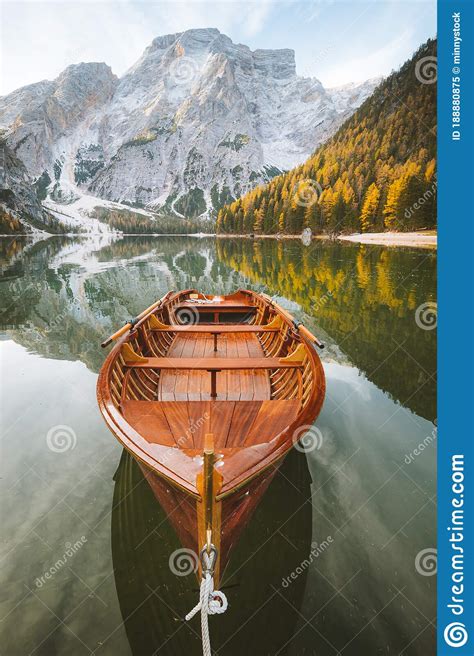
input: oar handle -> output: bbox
[101,327,129,349]
[100,291,174,348]
[299,324,325,349]
[263,294,325,349]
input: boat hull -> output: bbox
[139,455,280,585]
[111,448,313,655]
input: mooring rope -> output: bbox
[185,547,228,656]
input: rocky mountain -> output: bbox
[0,28,380,223]
[0,137,55,234]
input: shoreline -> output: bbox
[216,231,437,248]
[337,231,437,248]
[0,230,437,249]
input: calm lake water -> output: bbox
[0,235,436,656]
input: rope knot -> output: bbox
[208,589,228,615]
[185,545,228,655]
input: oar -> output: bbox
[262,294,325,349]
[101,291,174,348]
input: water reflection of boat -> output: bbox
[111,447,313,655]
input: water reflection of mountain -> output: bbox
[0,235,436,419]
[111,448,312,655]
[0,236,246,372]
[215,239,436,421]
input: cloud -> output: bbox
[320,28,417,86]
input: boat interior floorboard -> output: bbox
[157,333,271,401]
[121,399,300,449]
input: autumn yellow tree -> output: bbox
[215,38,436,235]
[360,183,380,232]
[384,177,406,229]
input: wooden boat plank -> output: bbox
[160,402,195,448]
[175,302,257,311]
[203,332,227,397]
[235,334,254,400]
[210,401,236,448]
[245,399,300,446]
[246,334,271,399]
[174,334,196,400]
[121,401,176,446]
[121,399,299,452]
[225,401,262,447]
[188,333,207,401]
[158,333,186,401]
[151,325,279,333]
[141,464,199,548]
[126,357,304,370]
[225,334,241,401]
[187,400,211,445]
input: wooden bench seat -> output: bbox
[174,302,257,325]
[151,324,279,334]
[175,303,257,311]
[124,356,303,370]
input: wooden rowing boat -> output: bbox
[97,289,325,585]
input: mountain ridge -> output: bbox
[0,27,379,229]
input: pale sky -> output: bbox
[0,0,436,95]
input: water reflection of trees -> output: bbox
[216,239,436,421]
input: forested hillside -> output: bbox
[217,39,436,235]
